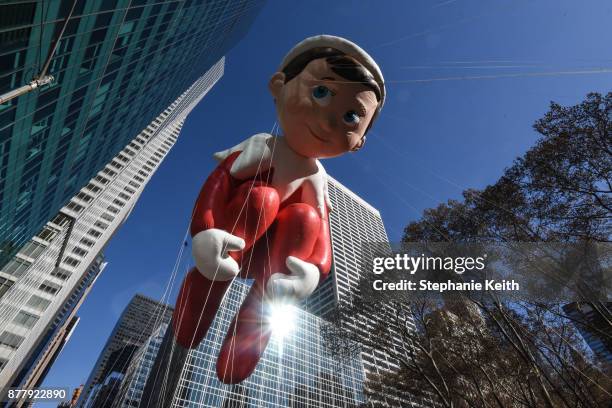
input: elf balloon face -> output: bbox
[170,35,384,386]
[269,58,379,158]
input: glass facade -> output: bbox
[79,294,175,405]
[114,280,366,408]
[0,63,225,398]
[0,0,264,268]
[117,323,167,408]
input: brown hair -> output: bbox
[282,47,381,101]
[281,47,381,136]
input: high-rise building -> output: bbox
[304,177,420,407]
[0,0,265,269]
[79,294,174,406]
[0,63,224,400]
[563,302,612,364]
[304,176,390,318]
[112,322,168,408]
[112,280,366,408]
[11,255,103,400]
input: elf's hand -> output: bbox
[265,256,319,303]
[192,228,245,281]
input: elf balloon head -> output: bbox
[268,35,385,159]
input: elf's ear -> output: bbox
[268,72,285,100]
[350,135,367,152]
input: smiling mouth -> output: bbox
[306,125,329,143]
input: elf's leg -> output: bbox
[172,182,279,348]
[216,203,321,383]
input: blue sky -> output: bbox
[38,0,612,403]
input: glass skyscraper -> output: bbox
[0,62,225,401]
[0,0,264,269]
[79,294,175,407]
[110,280,366,408]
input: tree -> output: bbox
[324,93,612,407]
[405,92,611,243]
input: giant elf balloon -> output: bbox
[171,35,385,384]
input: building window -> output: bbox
[112,199,125,208]
[13,311,39,329]
[73,247,88,257]
[0,276,14,299]
[63,256,81,267]
[0,331,24,350]
[66,201,84,213]
[102,168,117,178]
[76,192,94,203]
[2,258,31,278]
[94,220,108,230]
[19,241,46,259]
[80,237,95,247]
[51,269,71,281]
[94,175,110,185]
[51,213,72,227]
[101,213,114,223]
[87,228,102,238]
[87,183,102,194]
[37,226,58,242]
[39,280,61,295]
[26,295,51,312]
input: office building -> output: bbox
[0,0,264,269]
[304,176,390,318]
[0,64,224,400]
[304,177,420,407]
[111,280,366,408]
[111,322,168,408]
[563,302,612,364]
[79,294,174,406]
[12,256,102,400]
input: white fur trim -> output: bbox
[279,35,385,110]
[213,134,331,215]
[266,256,320,302]
[192,229,245,281]
[213,133,273,179]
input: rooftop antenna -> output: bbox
[0,0,79,105]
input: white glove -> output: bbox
[266,256,320,303]
[192,229,245,281]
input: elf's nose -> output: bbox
[320,113,337,133]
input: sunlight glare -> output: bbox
[268,303,296,338]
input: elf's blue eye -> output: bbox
[313,86,329,98]
[343,111,361,125]
[312,86,332,106]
